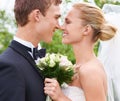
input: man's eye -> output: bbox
[55,17,58,19]
[55,16,60,20]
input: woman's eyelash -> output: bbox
[66,20,71,24]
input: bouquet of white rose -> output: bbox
[37,53,74,85]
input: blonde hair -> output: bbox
[73,2,117,41]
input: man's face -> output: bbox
[39,4,61,43]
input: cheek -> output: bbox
[67,24,79,32]
[49,18,55,25]
[68,25,81,38]
[43,18,54,31]
[44,22,52,33]
[72,27,84,41]
[63,28,83,44]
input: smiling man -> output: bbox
[0,0,62,101]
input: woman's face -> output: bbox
[62,8,86,45]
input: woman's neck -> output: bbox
[72,43,95,65]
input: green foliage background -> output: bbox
[0,11,13,53]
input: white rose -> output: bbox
[54,54,61,62]
[49,59,56,67]
[59,56,73,68]
[49,53,56,61]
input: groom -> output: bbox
[0,0,61,101]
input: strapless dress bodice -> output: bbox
[62,84,86,101]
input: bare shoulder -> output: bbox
[78,58,107,90]
[79,59,106,79]
[78,59,107,100]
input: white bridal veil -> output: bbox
[98,4,120,101]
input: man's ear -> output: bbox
[32,9,43,22]
[83,24,92,36]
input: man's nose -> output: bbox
[55,23,61,30]
[60,24,65,30]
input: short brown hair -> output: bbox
[14,0,62,26]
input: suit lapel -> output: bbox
[9,40,44,79]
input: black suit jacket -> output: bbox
[0,40,46,101]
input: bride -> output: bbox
[98,4,120,101]
[44,2,116,101]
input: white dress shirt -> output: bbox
[13,36,42,62]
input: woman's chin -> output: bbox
[62,40,70,44]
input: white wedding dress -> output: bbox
[62,84,86,101]
[98,4,120,101]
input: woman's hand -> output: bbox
[44,78,71,101]
[70,64,81,82]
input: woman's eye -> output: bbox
[66,20,71,24]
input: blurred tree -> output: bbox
[65,0,71,3]
[94,0,120,8]
[0,10,14,53]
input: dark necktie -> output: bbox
[33,48,46,60]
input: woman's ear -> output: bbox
[83,24,92,36]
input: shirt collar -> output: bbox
[13,36,41,52]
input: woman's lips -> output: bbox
[62,32,68,37]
